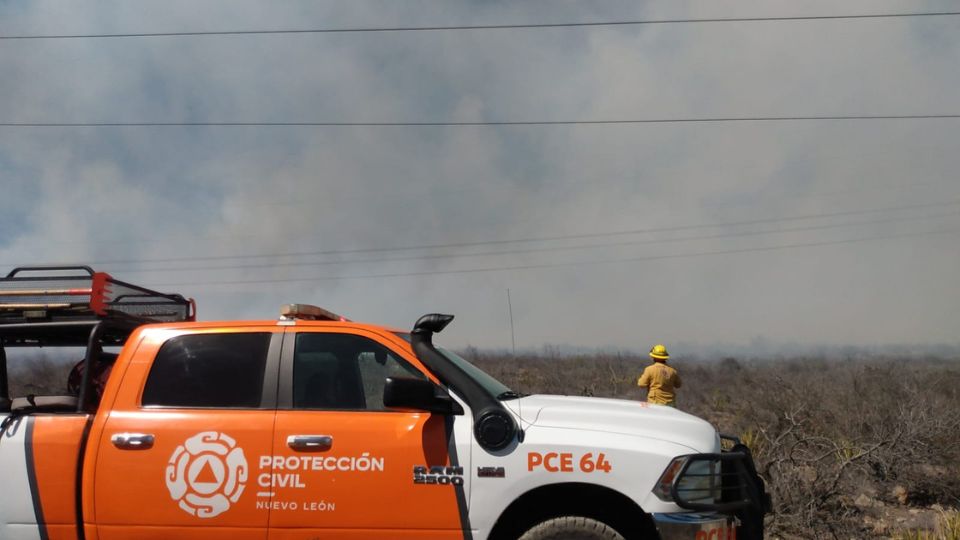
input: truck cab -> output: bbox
[1,266,768,540]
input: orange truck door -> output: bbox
[267,329,470,540]
[91,328,282,540]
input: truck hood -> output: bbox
[503,394,719,453]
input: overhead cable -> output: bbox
[51,198,960,266]
[2,114,960,128]
[1,11,958,40]
[96,208,960,274]
[143,227,960,288]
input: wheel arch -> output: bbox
[487,482,658,540]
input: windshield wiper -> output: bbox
[497,391,524,400]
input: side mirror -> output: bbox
[383,377,464,415]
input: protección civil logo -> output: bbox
[165,431,248,518]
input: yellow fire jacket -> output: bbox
[638,362,682,406]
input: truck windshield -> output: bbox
[437,348,517,400]
[393,332,516,400]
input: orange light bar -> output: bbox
[280,304,347,321]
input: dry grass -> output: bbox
[894,510,960,540]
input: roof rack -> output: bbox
[0,265,195,326]
[0,266,197,412]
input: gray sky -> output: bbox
[1,1,958,353]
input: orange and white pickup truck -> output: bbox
[0,266,769,540]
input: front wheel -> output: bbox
[518,516,625,540]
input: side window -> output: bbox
[293,333,425,411]
[142,333,270,408]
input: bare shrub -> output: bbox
[6,349,78,397]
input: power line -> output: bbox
[101,208,960,274]
[2,114,960,128]
[143,227,959,288]
[48,198,960,266]
[2,11,958,40]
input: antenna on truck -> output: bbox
[507,288,517,356]
[507,288,524,442]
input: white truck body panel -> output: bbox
[0,415,43,540]
[463,394,722,539]
[505,395,719,452]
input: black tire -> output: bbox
[517,516,625,540]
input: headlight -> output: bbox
[654,457,687,501]
[654,456,720,504]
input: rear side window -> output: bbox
[142,333,270,408]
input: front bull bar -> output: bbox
[668,437,772,540]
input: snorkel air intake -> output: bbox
[411,314,518,452]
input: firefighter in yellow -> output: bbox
[638,344,682,407]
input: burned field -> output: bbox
[468,351,960,539]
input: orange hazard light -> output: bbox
[279,304,348,322]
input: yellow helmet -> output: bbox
[649,344,670,360]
